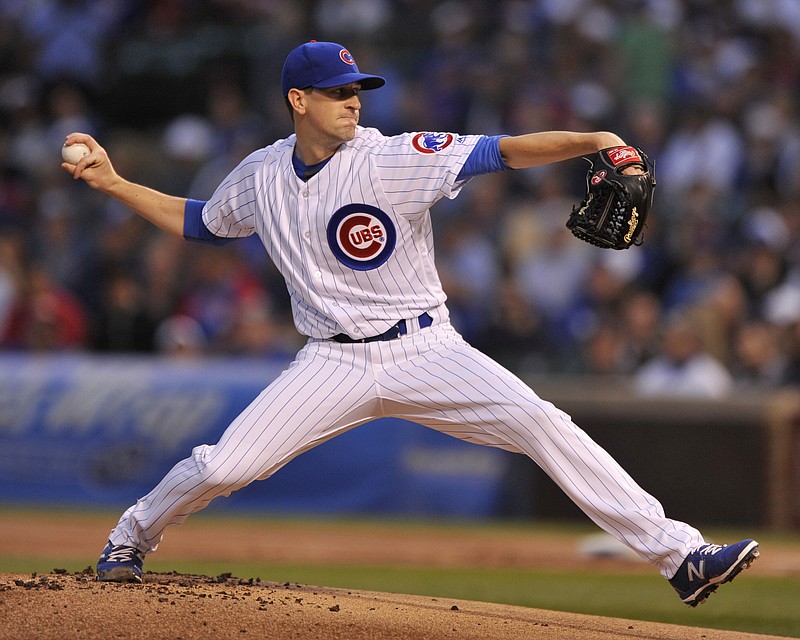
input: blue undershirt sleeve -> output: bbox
[182,199,235,245]
[456,135,510,182]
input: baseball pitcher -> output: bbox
[62,41,758,607]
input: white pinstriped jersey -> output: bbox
[109,128,710,580]
[201,126,481,339]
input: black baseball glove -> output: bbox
[567,146,656,250]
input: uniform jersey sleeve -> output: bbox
[374,131,483,215]
[456,135,510,181]
[183,199,236,245]
[201,150,265,239]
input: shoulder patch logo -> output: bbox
[411,132,455,154]
[327,204,397,271]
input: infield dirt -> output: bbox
[1,510,797,640]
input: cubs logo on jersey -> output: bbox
[327,203,397,271]
[411,132,455,154]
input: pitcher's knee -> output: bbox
[189,444,247,495]
[192,444,258,497]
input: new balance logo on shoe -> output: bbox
[669,539,759,607]
[686,560,705,582]
[684,542,726,582]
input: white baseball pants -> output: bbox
[109,322,703,578]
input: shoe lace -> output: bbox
[695,543,725,556]
[106,546,142,563]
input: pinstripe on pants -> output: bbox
[109,322,703,579]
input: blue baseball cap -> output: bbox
[281,41,385,97]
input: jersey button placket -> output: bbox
[296,183,318,282]
[299,183,325,296]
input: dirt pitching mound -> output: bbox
[0,570,785,640]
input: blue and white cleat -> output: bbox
[96,541,145,583]
[669,539,759,606]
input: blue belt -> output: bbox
[332,312,433,344]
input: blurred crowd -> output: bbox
[2,0,800,398]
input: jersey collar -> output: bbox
[292,152,332,181]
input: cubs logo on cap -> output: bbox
[327,204,396,271]
[281,41,386,97]
[411,132,455,154]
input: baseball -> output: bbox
[61,142,90,165]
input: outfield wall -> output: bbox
[1,354,797,529]
[0,353,515,519]
[519,378,800,530]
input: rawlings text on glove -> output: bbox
[566,146,656,250]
